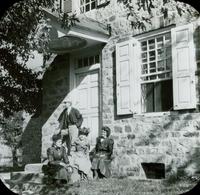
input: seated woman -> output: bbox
[91,126,114,179]
[42,134,72,185]
[72,127,93,180]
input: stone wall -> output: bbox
[84,0,197,36]
[101,30,200,178]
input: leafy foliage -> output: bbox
[0,0,78,117]
[118,0,199,30]
[0,112,24,166]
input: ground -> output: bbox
[8,177,199,195]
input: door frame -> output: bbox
[70,51,103,138]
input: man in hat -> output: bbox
[58,100,83,156]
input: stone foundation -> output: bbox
[108,113,200,179]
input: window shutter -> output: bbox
[172,23,196,110]
[116,39,139,115]
[63,0,72,13]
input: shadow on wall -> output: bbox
[21,53,89,165]
[21,54,71,165]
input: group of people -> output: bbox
[42,100,114,185]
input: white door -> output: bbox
[76,70,99,147]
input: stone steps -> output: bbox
[1,163,81,194]
[24,163,44,173]
[0,172,11,180]
[10,172,44,184]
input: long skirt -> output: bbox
[91,155,112,178]
[42,163,70,181]
[73,152,93,179]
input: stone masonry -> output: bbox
[101,31,200,178]
[22,0,200,179]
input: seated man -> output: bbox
[90,126,114,179]
[42,134,72,185]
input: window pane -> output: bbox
[150,62,156,68]
[165,34,171,46]
[84,58,88,67]
[157,37,164,48]
[91,1,96,9]
[157,49,164,60]
[157,60,165,71]
[78,59,83,68]
[149,51,155,61]
[86,0,90,3]
[149,75,156,80]
[158,73,165,79]
[95,55,99,63]
[142,52,147,63]
[86,4,90,11]
[148,39,155,50]
[142,64,148,74]
[141,41,147,51]
[89,56,94,65]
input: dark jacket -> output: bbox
[47,146,69,165]
[58,107,83,129]
[95,137,114,158]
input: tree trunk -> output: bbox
[12,147,18,168]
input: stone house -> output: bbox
[22,0,200,179]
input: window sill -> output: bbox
[133,111,172,118]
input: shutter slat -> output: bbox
[172,23,196,110]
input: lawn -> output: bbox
[36,177,198,195]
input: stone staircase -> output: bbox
[0,164,46,194]
[1,163,81,194]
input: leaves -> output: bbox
[119,0,199,30]
[0,112,24,148]
[0,0,77,117]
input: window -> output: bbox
[80,0,96,13]
[115,23,196,115]
[140,33,173,112]
[77,55,100,68]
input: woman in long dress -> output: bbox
[42,134,72,185]
[72,127,93,180]
[91,126,114,179]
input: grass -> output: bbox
[38,177,198,195]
